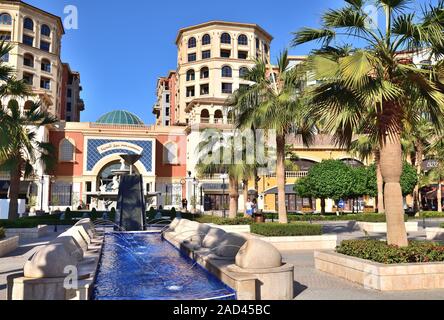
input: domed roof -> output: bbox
[96,110,144,125]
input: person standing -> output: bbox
[182,198,188,211]
[245,198,253,217]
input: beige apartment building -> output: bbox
[0,0,64,117]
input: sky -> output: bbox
[24,0,438,124]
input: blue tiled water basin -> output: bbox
[92,232,236,300]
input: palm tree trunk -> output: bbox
[375,150,385,214]
[8,162,21,220]
[379,132,408,247]
[229,176,239,219]
[276,134,288,224]
[438,179,442,213]
[242,179,248,217]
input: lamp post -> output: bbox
[193,177,199,213]
[220,173,228,218]
[39,175,45,214]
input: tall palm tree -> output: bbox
[293,0,444,247]
[228,51,314,223]
[0,100,56,220]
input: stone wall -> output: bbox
[0,236,19,257]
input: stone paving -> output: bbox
[1,221,444,300]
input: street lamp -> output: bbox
[193,177,199,213]
[39,176,45,214]
[220,173,228,218]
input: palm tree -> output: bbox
[0,100,56,220]
[349,135,385,213]
[228,51,314,223]
[293,0,444,247]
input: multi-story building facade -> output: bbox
[153,71,177,126]
[60,63,84,122]
[0,0,65,116]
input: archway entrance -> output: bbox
[97,161,139,193]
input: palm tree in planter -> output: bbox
[0,100,56,220]
[293,0,444,246]
[228,51,314,223]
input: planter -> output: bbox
[355,221,418,233]
[258,235,337,251]
[5,225,50,240]
[0,236,19,257]
[426,228,444,241]
[315,250,444,291]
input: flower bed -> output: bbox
[336,240,444,264]
[251,223,322,237]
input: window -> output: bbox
[40,77,51,90]
[220,49,230,58]
[67,88,72,97]
[238,34,248,46]
[188,53,196,62]
[202,34,211,45]
[200,83,209,95]
[202,50,211,59]
[221,33,231,44]
[67,102,72,112]
[186,86,195,97]
[200,67,209,79]
[221,66,232,78]
[214,110,223,123]
[23,53,34,67]
[186,69,195,81]
[165,94,170,103]
[40,40,50,52]
[23,35,33,46]
[41,59,51,72]
[1,53,9,62]
[165,107,170,116]
[222,83,232,94]
[59,139,74,162]
[41,25,51,37]
[264,43,269,55]
[0,13,12,25]
[200,109,210,123]
[66,116,71,122]
[23,73,33,85]
[238,51,248,60]
[188,37,196,48]
[239,67,249,78]
[164,142,178,164]
[0,31,11,41]
[23,18,34,31]
[165,120,170,126]
[256,38,260,49]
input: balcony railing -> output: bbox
[200,117,210,124]
[266,171,308,178]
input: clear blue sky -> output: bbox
[24,0,436,124]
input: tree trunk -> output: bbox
[320,198,326,215]
[413,143,423,212]
[379,132,408,247]
[8,162,21,220]
[229,176,239,219]
[375,150,385,214]
[438,179,442,213]
[276,134,287,224]
[242,179,249,217]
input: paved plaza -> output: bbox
[1,220,444,300]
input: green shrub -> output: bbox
[0,227,5,240]
[440,223,444,229]
[251,223,323,237]
[419,211,444,218]
[265,213,407,223]
[337,240,444,264]
[195,215,253,225]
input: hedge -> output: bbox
[419,211,444,218]
[265,213,407,223]
[195,215,253,225]
[337,240,444,264]
[0,227,4,240]
[251,223,323,237]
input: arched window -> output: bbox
[41,24,51,37]
[200,109,210,123]
[0,13,12,25]
[221,33,231,44]
[164,142,178,164]
[186,69,195,81]
[221,66,232,78]
[59,139,75,162]
[202,34,211,45]
[188,37,196,48]
[200,67,209,79]
[239,67,249,78]
[227,110,234,124]
[23,53,34,67]
[23,18,34,31]
[41,59,51,72]
[214,110,223,123]
[238,34,248,46]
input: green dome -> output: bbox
[96,110,144,125]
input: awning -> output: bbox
[264,184,297,195]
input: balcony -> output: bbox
[265,171,308,178]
